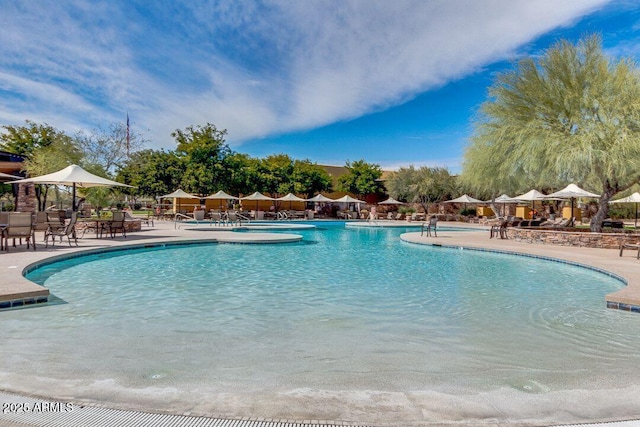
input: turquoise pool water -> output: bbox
[5,226,640,423]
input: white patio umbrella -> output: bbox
[545,184,600,218]
[160,189,199,199]
[378,197,404,205]
[445,194,484,204]
[276,193,307,210]
[444,194,484,212]
[610,192,640,228]
[512,189,548,214]
[159,189,200,213]
[334,195,365,204]
[241,191,275,211]
[484,194,517,217]
[12,164,134,211]
[0,172,19,181]
[307,194,335,203]
[205,190,239,209]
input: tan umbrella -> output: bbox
[0,172,19,181]
[241,192,275,211]
[378,197,404,205]
[276,193,307,210]
[545,184,600,220]
[205,190,239,209]
[610,192,640,228]
[159,189,199,213]
[12,164,134,211]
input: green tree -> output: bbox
[337,159,383,199]
[386,166,456,212]
[116,149,185,198]
[172,123,231,196]
[0,120,65,159]
[291,159,333,198]
[24,137,84,210]
[461,35,640,231]
[260,154,295,196]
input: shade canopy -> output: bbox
[545,184,600,199]
[484,194,518,203]
[12,164,134,211]
[12,164,133,188]
[0,172,19,181]
[241,192,275,201]
[205,190,239,200]
[444,194,484,204]
[276,193,307,202]
[160,189,199,199]
[610,192,640,228]
[307,194,335,203]
[610,192,640,204]
[379,197,404,205]
[335,195,365,204]
[512,189,547,201]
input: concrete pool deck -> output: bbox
[2,219,640,427]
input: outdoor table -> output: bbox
[78,218,112,238]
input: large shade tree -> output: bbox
[461,35,640,231]
[385,166,456,212]
[337,159,384,199]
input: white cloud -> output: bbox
[0,0,612,151]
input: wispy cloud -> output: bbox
[0,0,611,150]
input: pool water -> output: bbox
[5,226,640,423]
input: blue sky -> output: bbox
[1,0,638,172]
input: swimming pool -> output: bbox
[5,226,640,424]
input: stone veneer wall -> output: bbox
[16,183,36,212]
[507,227,636,249]
[124,219,142,232]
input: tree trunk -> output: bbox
[590,181,617,232]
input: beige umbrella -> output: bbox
[610,192,640,228]
[276,193,307,210]
[444,194,484,212]
[12,164,134,211]
[378,197,404,205]
[545,184,600,221]
[307,194,335,203]
[241,192,275,211]
[205,190,239,209]
[159,189,200,214]
[0,172,19,181]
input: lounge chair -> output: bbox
[3,212,36,251]
[45,212,78,247]
[421,216,438,237]
[619,239,640,258]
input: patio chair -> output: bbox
[0,212,8,250]
[421,216,438,237]
[45,212,78,247]
[3,212,36,251]
[101,211,126,239]
[490,219,509,239]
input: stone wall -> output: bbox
[16,183,36,212]
[507,227,636,249]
